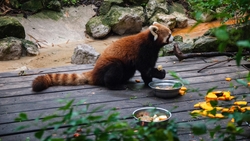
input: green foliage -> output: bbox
[60,0,80,5]
[188,0,250,66]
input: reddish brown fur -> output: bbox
[32,22,172,92]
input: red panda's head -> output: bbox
[149,22,174,45]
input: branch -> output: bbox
[173,43,235,61]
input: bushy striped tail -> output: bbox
[32,73,88,92]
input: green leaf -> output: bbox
[15,113,28,122]
[35,129,44,139]
[173,82,182,88]
[191,123,207,135]
[237,40,250,48]
[206,86,218,94]
[215,26,229,41]
[236,79,248,86]
[42,114,59,122]
[15,125,30,131]
[59,99,74,111]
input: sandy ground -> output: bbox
[0,5,236,73]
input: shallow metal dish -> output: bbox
[149,80,183,98]
[133,107,172,126]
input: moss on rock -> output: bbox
[0,16,25,39]
[21,0,44,12]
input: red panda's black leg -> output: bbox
[103,63,127,90]
[141,72,153,86]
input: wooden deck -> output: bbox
[1,56,250,141]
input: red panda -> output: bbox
[32,22,174,92]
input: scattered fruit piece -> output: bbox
[157,65,163,71]
[206,92,218,101]
[225,77,232,81]
[248,82,250,87]
[223,91,231,100]
[215,113,224,118]
[231,118,235,122]
[200,102,213,111]
[180,86,187,91]
[194,102,201,108]
[179,90,186,95]
[135,79,140,83]
[234,101,247,106]
[191,110,202,114]
[73,133,80,137]
[221,108,229,113]
[215,107,223,111]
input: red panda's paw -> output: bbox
[152,69,166,79]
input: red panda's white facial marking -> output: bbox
[163,34,174,44]
[149,22,173,44]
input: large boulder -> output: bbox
[105,5,144,35]
[0,37,22,60]
[0,16,25,39]
[192,36,219,52]
[171,12,188,28]
[86,16,111,39]
[150,13,176,29]
[0,37,39,61]
[86,5,144,37]
[22,39,40,56]
[71,44,100,64]
[21,0,44,13]
[146,0,168,19]
[98,0,123,15]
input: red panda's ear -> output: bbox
[149,25,158,41]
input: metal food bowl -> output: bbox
[149,80,183,98]
[133,107,172,126]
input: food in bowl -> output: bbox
[136,111,168,122]
[133,107,172,126]
[149,80,184,98]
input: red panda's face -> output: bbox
[149,22,174,45]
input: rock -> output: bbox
[171,12,188,28]
[71,44,100,64]
[47,0,61,12]
[0,16,25,39]
[151,13,176,29]
[22,39,39,56]
[199,11,216,22]
[168,2,186,15]
[85,16,111,39]
[146,0,168,18]
[16,66,29,71]
[160,41,193,56]
[0,37,22,61]
[174,35,183,42]
[105,5,144,35]
[192,36,219,52]
[98,0,123,15]
[0,37,39,61]
[21,0,44,13]
[125,0,149,6]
